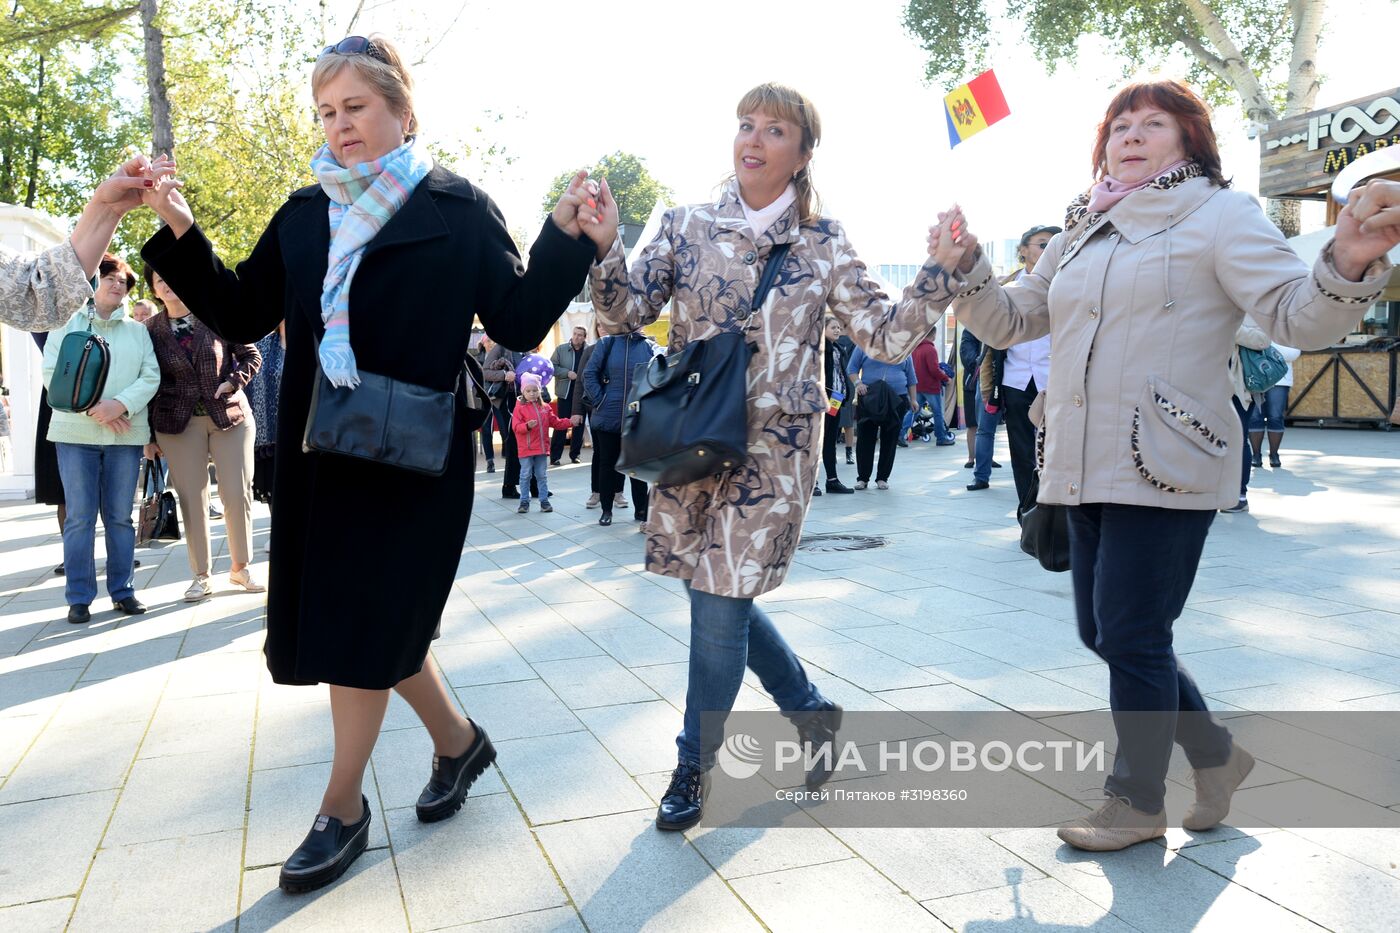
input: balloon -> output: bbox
[514,352,554,386]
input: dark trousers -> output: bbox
[480,406,498,463]
[591,428,648,518]
[855,416,900,483]
[1231,396,1252,499]
[1067,503,1232,814]
[550,392,585,462]
[1002,377,1039,506]
[822,412,842,481]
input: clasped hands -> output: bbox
[551,170,620,260]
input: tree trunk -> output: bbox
[24,54,43,209]
[1285,0,1326,117]
[141,0,175,159]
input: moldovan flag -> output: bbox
[945,69,1011,147]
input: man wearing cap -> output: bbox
[999,224,1060,505]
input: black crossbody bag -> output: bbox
[303,334,489,476]
[616,243,789,486]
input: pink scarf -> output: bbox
[1086,159,1191,213]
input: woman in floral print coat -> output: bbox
[580,83,963,831]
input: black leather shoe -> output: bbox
[112,596,147,615]
[417,721,497,822]
[812,484,823,496]
[793,702,843,790]
[991,460,1003,468]
[501,486,519,499]
[826,479,855,494]
[896,439,910,448]
[599,512,612,526]
[656,764,710,831]
[279,795,371,894]
[486,461,496,473]
[966,480,990,491]
[67,604,91,624]
[1250,454,1263,468]
[550,459,561,466]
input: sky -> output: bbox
[340,0,1398,266]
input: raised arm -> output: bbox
[824,220,960,364]
[589,211,677,336]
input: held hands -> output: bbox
[571,414,583,426]
[928,205,979,274]
[91,153,177,218]
[550,171,620,260]
[1333,179,1400,281]
[142,163,195,239]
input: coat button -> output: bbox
[1072,394,1083,407]
[1068,482,1079,494]
[743,250,757,264]
[1089,306,1099,318]
[1109,232,1119,240]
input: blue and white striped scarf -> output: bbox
[310,136,433,388]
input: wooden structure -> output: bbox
[1288,342,1398,429]
[1260,88,1400,201]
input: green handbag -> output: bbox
[48,309,111,413]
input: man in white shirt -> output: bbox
[1001,224,1059,506]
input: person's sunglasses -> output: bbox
[320,36,386,63]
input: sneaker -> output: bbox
[1057,794,1167,851]
[656,763,710,832]
[845,448,854,465]
[854,480,868,490]
[517,501,530,513]
[875,480,889,490]
[229,568,265,592]
[549,459,561,466]
[208,503,223,519]
[613,493,629,509]
[540,500,554,513]
[184,575,213,602]
[586,492,601,509]
[1221,499,1249,514]
[1183,745,1255,831]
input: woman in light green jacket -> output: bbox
[41,253,160,624]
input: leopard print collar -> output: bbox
[1063,162,1206,235]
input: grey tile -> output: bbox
[585,624,688,666]
[495,731,651,824]
[389,793,566,929]
[0,899,73,932]
[433,906,585,932]
[370,724,504,811]
[434,640,536,688]
[536,811,761,932]
[0,718,146,803]
[687,815,854,880]
[251,699,335,771]
[502,622,606,663]
[934,626,1088,671]
[0,790,115,906]
[75,634,183,683]
[237,850,409,932]
[104,747,249,846]
[844,624,984,667]
[924,875,1137,931]
[68,829,242,933]
[924,658,1105,712]
[729,856,944,931]
[834,826,1045,900]
[139,690,256,759]
[454,679,584,741]
[799,643,942,692]
[0,714,46,778]
[532,655,657,710]
[576,700,683,775]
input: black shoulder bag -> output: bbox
[616,243,789,486]
[303,334,489,476]
[1017,470,1070,572]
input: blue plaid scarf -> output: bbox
[310,136,433,388]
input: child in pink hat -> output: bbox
[511,372,574,513]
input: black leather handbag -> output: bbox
[137,457,181,545]
[616,244,788,486]
[303,341,488,477]
[1017,471,1070,572]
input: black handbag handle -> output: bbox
[743,242,791,319]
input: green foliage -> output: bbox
[902,0,1294,113]
[540,151,674,227]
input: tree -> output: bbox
[541,151,673,227]
[902,0,1329,235]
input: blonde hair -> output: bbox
[734,83,823,224]
[311,35,418,139]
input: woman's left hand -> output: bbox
[87,399,128,428]
[928,206,979,274]
[578,178,620,260]
[1334,179,1400,281]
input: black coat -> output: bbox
[142,166,594,688]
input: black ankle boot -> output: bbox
[279,794,371,893]
[793,702,843,790]
[656,763,710,831]
[416,720,497,822]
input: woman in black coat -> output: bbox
[140,35,599,893]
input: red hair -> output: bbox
[1091,81,1230,188]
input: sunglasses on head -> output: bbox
[320,36,387,63]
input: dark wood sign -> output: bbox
[1259,88,1400,199]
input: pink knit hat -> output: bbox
[519,372,542,391]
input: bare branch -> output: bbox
[413,0,470,66]
[1169,27,1233,85]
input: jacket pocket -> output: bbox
[1131,379,1229,494]
[778,380,829,415]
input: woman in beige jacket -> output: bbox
[581,83,960,831]
[940,80,1397,852]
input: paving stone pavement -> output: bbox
[2,426,1398,931]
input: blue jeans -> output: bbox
[518,454,550,503]
[55,443,143,607]
[678,581,827,770]
[1067,504,1232,814]
[915,391,953,441]
[973,384,1003,483]
[1248,385,1289,433]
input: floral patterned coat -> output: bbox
[591,182,959,598]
